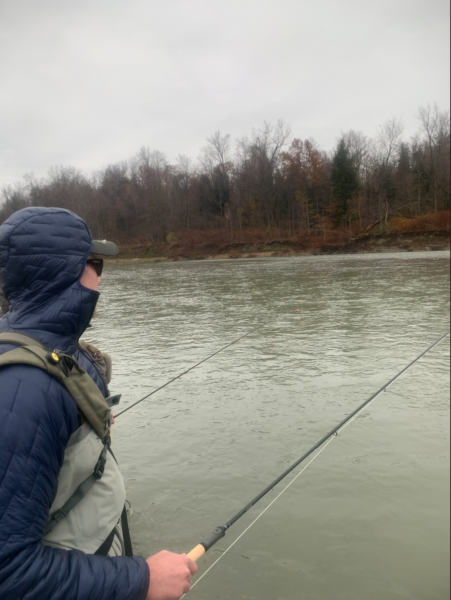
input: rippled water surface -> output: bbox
[86,252,450,600]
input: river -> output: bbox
[86,251,450,600]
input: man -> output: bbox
[0,207,197,600]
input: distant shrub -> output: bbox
[390,211,450,233]
[166,232,176,245]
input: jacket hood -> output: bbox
[0,207,98,352]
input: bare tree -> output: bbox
[374,117,404,223]
[200,131,231,174]
[417,103,451,211]
[128,149,171,238]
[175,155,194,229]
[235,119,292,232]
[0,183,30,223]
[342,129,372,175]
[199,131,233,221]
[377,118,404,168]
[253,120,292,169]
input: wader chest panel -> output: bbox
[43,424,126,555]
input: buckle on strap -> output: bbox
[49,351,81,377]
[93,435,111,480]
[52,508,67,524]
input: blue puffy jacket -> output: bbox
[0,207,149,600]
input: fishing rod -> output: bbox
[115,324,263,418]
[186,329,450,564]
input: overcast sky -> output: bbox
[0,0,449,189]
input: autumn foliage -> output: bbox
[389,211,450,233]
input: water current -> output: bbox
[85,251,450,600]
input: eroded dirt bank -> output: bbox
[108,231,449,263]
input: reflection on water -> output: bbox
[86,252,450,600]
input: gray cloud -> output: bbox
[0,0,449,187]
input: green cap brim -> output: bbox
[92,239,120,256]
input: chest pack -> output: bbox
[0,331,132,557]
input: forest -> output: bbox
[0,103,449,254]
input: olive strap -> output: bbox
[0,333,111,440]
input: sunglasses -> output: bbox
[87,258,104,277]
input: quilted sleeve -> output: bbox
[0,364,150,600]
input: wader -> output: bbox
[0,332,133,557]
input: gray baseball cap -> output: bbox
[92,239,120,256]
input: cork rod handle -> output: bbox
[187,544,206,562]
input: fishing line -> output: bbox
[184,329,450,592]
[115,321,409,422]
[185,436,336,596]
[115,324,264,418]
[187,377,385,596]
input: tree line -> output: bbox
[1,103,449,242]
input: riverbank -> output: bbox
[107,231,450,263]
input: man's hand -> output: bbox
[146,550,198,600]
